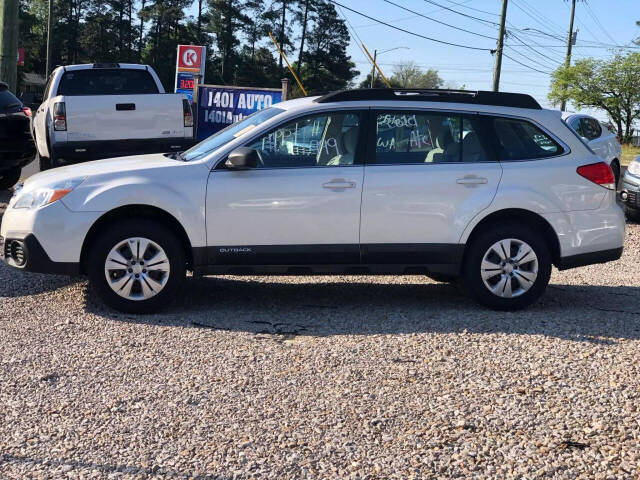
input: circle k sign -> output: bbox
[177,45,203,70]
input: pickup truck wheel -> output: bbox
[462,224,551,311]
[0,167,21,190]
[36,150,52,171]
[88,219,186,314]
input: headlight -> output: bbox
[628,156,640,177]
[12,177,86,209]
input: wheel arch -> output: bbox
[462,208,561,267]
[80,204,194,274]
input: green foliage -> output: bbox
[388,61,444,89]
[17,0,359,93]
[548,53,640,143]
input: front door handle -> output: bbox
[456,176,488,185]
[323,179,356,190]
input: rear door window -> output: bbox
[569,117,583,137]
[373,111,491,164]
[57,69,159,96]
[581,118,602,140]
[491,117,563,160]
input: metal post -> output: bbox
[492,0,508,92]
[281,78,289,101]
[46,0,54,77]
[369,50,377,88]
[0,0,19,92]
[560,0,576,112]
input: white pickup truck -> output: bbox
[33,63,194,170]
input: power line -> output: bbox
[502,52,551,74]
[509,0,565,38]
[440,0,500,17]
[515,0,566,36]
[383,0,496,40]
[584,2,617,46]
[420,0,499,26]
[504,44,558,71]
[329,0,493,51]
[505,30,564,66]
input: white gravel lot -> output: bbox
[1,189,639,479]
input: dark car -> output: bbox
[0,82,36,189]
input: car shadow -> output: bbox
[84,275,640,343]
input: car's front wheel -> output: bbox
[462,224,552,311]
[88,219,186,313]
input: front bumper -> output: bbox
[1,199,102,275]
[0,233,79,274]
[620,171,640,211]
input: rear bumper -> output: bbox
[556,247,623,270]
[51,137,197,163]
[541,192,625,270]
[0,143,37,169]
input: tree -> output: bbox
[208,0,250,83]
[300,0,358,92]
[389,61,443,89]
[358,73,396,89]
[548,53,640,143]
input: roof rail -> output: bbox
[314,88,542,110]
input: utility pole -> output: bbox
[45,0,54,77]
[369,49,377,88]
[560,0,577,111]
[492,0,508,92]
[0,0,19,92]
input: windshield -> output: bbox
[182,107,285,161]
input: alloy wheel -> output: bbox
[480,238,539,298]
[104,237,170,301]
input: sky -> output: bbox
[336,0,640,121]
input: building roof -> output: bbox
[22,73,46,86]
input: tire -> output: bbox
[462,223,552,311]
[0,167,22,190]
[88,218,186,314]
[36,150,52,171]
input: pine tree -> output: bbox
[301,0,357,91]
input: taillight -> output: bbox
[183,99,193,128]
[22,107,32,117]
[53,102,66,131]
[577,162,615,190]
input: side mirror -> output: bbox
[225,147,259,169]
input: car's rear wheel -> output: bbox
[88,219,186,313]
[0,167,21,190]
[462,224,552,311]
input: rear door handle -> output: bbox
[116,103,136,111]
[456,176,488,185]
[323,179,356,190]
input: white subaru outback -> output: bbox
[0,89,625,313]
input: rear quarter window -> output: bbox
[57,69,159,96]
[491,117,564,161]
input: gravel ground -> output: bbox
[1,190,640,479]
